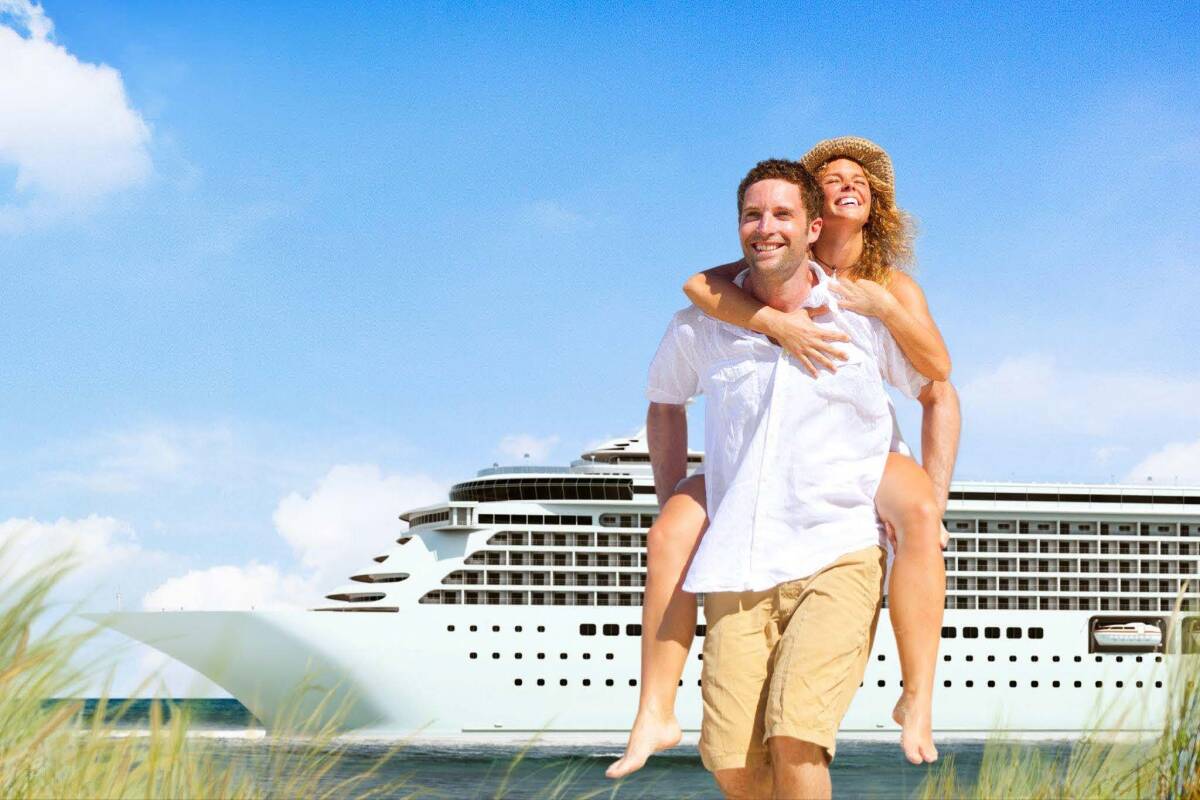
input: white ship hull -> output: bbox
[95,607,1179,737]
[92,434,1200,740]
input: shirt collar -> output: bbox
[734,260,830,310]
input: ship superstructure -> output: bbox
[98,435,1200,736]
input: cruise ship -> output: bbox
[96,434,1200,737]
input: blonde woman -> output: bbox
[608,137,960,776]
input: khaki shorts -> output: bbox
[698,545,886,771]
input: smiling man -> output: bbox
[645,159,930,799]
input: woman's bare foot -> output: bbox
[892,693,938,764]
[605,710,682,779]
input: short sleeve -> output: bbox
[872,320,930,400]
[646,314,700,404]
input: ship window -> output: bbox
[447,625,455,632]
[1074,656,1082,662]
[1096,681,1103,688]
[515,653,523,660]
[580,624,596,636]
[965,680,974,688]
[514,679,522,686]
[583,653,590,660]
[1009,655,1017,662]
[1052,680,1060,688]
[537,679,545,686]
[1155,681,1162,688]
[606,653,614,660]
[878,654,885,661]
[492,652,499,659]
[603,624,619,636]
[469,652,477,659]
[1074,681,1082,688]
[1031,681,1039,688]
[582,679,591,687]
[987,656,996,662]
[560,653,567,660]
[537,653,545,659]
[1006,627,1022,639]
[629,679,637,686]
[1029,627,1044,639]
[696,625,707,637]
[943,680,951,688]
[877,680,886,687]
[966,655,973,662]
[985,627,1000,639]
[626,624,642,636]
[987,680,996,688]
[1136,681,1143,688]
[941,626,956,638]
[963,627,979,638]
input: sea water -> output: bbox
[81,698,1038,798]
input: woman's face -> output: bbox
[818,158,871,227]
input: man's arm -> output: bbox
[647,402,689,508]
[917,380,961,514]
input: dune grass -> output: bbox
[918,612,1200,800]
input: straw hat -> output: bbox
[800,136,895,193]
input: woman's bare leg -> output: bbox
[606,474,707,779]
[874,453,944,765]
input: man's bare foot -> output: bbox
[892,693,938,764]
[605,711,682,779]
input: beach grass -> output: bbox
[917,609,1200,800]
[0,545,417,799]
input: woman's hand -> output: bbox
[830,276,896,319]
[765,309,851,377]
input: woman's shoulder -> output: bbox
[884,269,925,300]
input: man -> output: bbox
[644,159,953,798]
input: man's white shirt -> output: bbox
[646,263,929,593]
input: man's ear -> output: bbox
[807,216,823,245]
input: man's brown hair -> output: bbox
[736,159,822,223]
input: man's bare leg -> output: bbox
[875,453,944,764]
[606,474,707,779]
[714,766,773,800]
[769,736,830,800]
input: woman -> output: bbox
[608,137,951,777]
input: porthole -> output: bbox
[1116,656,1123,663]
[1136,656,1143,663]
[514,678,522,686]
[1074,681,1082,688]
[629,679,637,686]
[492,625,500,632]
[580,624,597,636]
[985,627,1000,639]
[987,680,996,688]
[1074,656,1082,663]
[943,680,951,688]
[560,653,568,660]
[1031,681,1038,688]
[606,653,614,660]
[966,655,974,662]
[583,679,591,687]
[470,625,478,632]
[1052,656,1060,663]
[1031,656,1039,662]
[537,653,545,660]
[1095,656,1102,663]
[1136,681,1144,688]
[603,624,619,636]
[447,625,455,632]
[583,653,590,660]
[492,652,500,659]
[1155,681,1163,688]
[626,624,642,636]
[469,652,477,659]
[559,679,568,686]
[515,625,523,632]
[677,679,682,687]
[877,654,885,661]
[605,679,614,687]
[1095,681,1103,688]
[1009,655,1017,662]
[1052,681,1060,688]
[537,678,545,686]
[515,653,523,660]
[966,680,974,688]
[1116,681,1124,688]
[537,625,545,632]
[1009,680,1017,688]
[697,680,702,687]
[987,655,996,662]
[943,655,951,662]
[878,680,886,687]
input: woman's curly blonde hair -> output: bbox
[813,159,917,286]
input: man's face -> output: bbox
[739,179,822,274]
[818,158,871,226]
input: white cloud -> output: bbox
[961,355,1200,437]
[0,515,146,593]
[1126,439,1200,485]
[0,0,152,230]
[497,433,560,462]
[41,423,239,494]
[272,464,444,591]
[523,200,592,232]
[141,563,316,612]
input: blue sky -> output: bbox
[1,1,1198,693]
